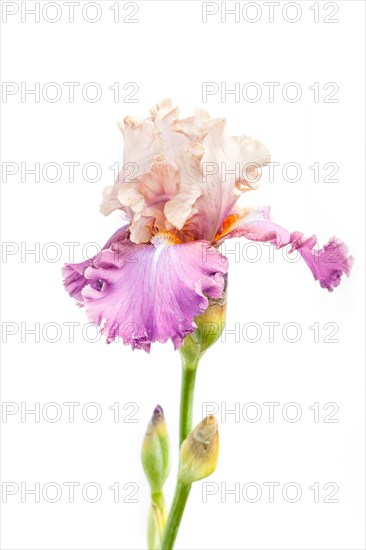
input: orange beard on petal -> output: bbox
[213,213,241,243]
[151,229,183,247]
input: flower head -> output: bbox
[63,100,353,351]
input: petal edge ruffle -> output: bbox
[81,240,228,351]
[216,211,353,292]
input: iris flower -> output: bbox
[62,100,353,549]
[63,99,352,351]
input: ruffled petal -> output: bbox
[149,99,188,165]
[129,215,155,244]
[62,258,90,302]
[117,103,210,242]
[217,209,353,291]
[81,239,228,351]
[62,225,129,301]
[102,102,269,244]
[295,237,353,291]
[117,163,180,242]
[165,118,270,241]
[163,143,205,236]
[170,107,212,143]
[214,206,271,243]
[100,116,165,216]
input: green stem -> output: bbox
[160,481,191,550]
[161,359,198,549]
[179,363,197,445]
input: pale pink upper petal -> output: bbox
[129,215,155,244]
[101,101,270,244]
[170,108,212,143]
[164,117,270,241]
[100,116,164,216]
[118,163,180,242]
[149,99,188,164]
[163,143,204,236]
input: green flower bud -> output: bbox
[180,280,227,369]
[141,405,170,495]
[178,416,219,485]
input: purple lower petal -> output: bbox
[297,236,353,291]
[221,219,353,292]
[81,240,228,351]
[62,259,91,302]
[62,225,129,302]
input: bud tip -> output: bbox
[153,405,164,417]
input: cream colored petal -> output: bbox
[129,216,156,244]
[119,163,180,242]
[163,144,204,231]
[170,108,212,143]
[100,116,165,216]
[117,182,145,214]
[150,99,188,166]
[165,117,270,241]
[149,98,179,124]
[100,185,133,219]
[231,135,271,190]
[102,101,270,245]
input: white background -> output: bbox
[1,1,365,549]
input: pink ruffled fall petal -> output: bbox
[62,225,129,301]
[81,239,228,351]
[217,210,353,291]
